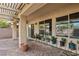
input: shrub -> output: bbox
[61,38,66,43]
[51,36,57,44]
[0,19,9,28]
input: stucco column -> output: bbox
[11,20,17,40]
[52,17,56,36]
[19,15,28,51]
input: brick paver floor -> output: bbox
[0,39,78,56]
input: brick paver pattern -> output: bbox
[0,39,78,56]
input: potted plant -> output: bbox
[39,34,43,40]
[69,41,76,50]
[77,40,79,44]
[60,38,66,46]
[51,36,57,44]
[35,34,41,40]
[77,40,79,50]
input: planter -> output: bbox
[60,41,65,46]
[60,38,66,46]
[77,40,79,44]
[36,34,41,40]
[69,42,76,50]
[38,37,41,40]
[20,43,29,52]
[51,36,57,44]
[77,41,79,50]
[51,39,57,44]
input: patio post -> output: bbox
[11,20,17,40]
[19,15,28,51]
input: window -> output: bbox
[70,12,79,39]
[39,19,52,38]
[28,25,31,37]
[56,12,79,39]
[39,21,45,36]
[56,16,68,37]
[45,19,52,35]
[31,24,34,38]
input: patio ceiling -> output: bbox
[0,3,26,20]
[27,3,79,22]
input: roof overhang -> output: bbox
[18,3,47,17]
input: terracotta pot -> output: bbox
[20,43,29,52]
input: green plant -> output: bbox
[36,34,41,39]
[61,38,66,43]
[0,19,9,28]
[77,40,79,44]
[60,38,66,46]
[51,36,57,41]
[51,36,57,44]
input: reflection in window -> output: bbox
[28,25,31,37]
[45,19,52,35]
[70,20,79,38]
[39,19,52,39]
[31,24,35,38]
[70,12,79,38]
[69,12,79,38]
[39,21,45,37]
[56,16,68,37]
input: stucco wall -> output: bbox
[0,27,12,39]
[27,4,79,54]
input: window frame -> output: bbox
[56,12,79,39]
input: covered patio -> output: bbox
[0,3,79,55]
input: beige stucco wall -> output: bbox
[0,27,12,39]
[27,4,79,23]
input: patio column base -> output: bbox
[19,43,29,52]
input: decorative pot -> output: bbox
[60,41,65,46]
[20,43,29,52]
[69,43,76,50]
[52,39,57,44]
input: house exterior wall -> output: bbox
[26,4,79,54]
